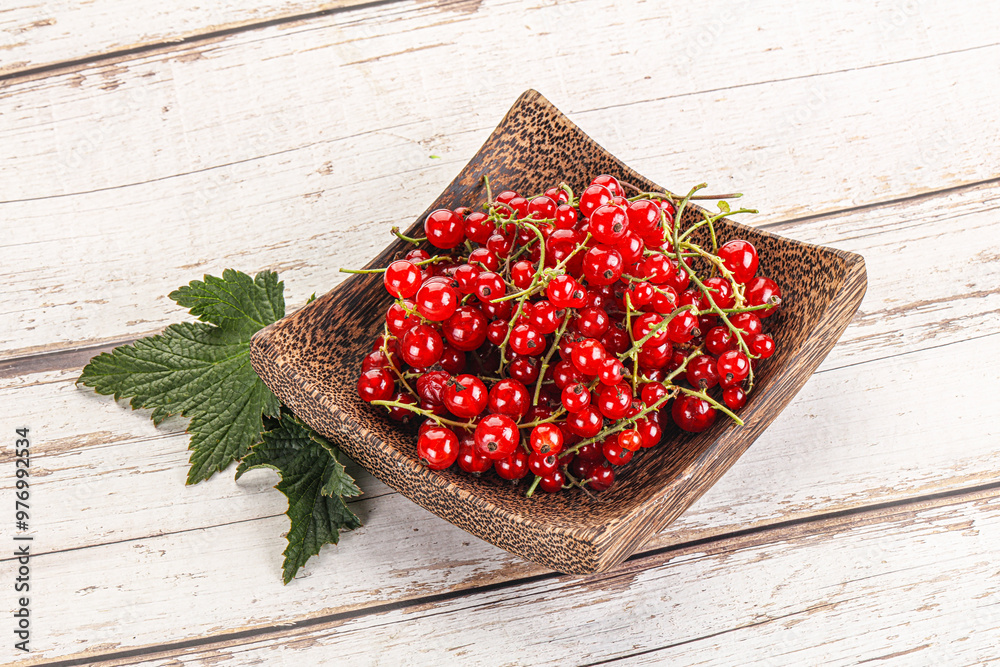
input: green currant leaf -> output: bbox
[78,270,284,483]
[237,413,361,584]
[717,200,731,214]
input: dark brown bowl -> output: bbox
[249,90,867,574]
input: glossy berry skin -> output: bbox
[474,413,519,460]
[705,326,736,355]
[650,285,679,315]
[457,442,493,474]
[571,339,607,376]
[424,209,465,249]
[746,277,782,317]
[443,306,488,351]
[561,382,591,413]
[438,344,466,374]
[509,324,546,356]
[530,423,564,455]
[703,276,735,309]
[591,174,623,197]
[731,312,763,340]
[578,183,613,219]
[486,319,508,346]
[357,368,394,402]
[617,429,643,452]
[555,204,578,229]
[487,232,514,258]
[528,451,559,476]
[672,395,717,433]
[587,463,615,491]
[716,350,751,387]
[443,374,488,419]
[625,281,654,309]
[416,281,459,321]
[527,195,557,221]
[596,383,633,420]
[749,333,776,359]
[399,324,444,369]
[539,469,566,493]
[640,381,668,407]
[530,300,563,334]
[637,341,672,370]
[686,354,720,389]
[666,309,700,345]
[643,254,676,284]
[488,379,531,419]
[632,312,669,347]
[464,211,494,244]
[598,358,626,386]
[635,415,663,448]
[718,239,759,283]
[415,370,450,406]
[511,260,536,290]
[547,275,587,309]
[383,260,422,298]
[495,449,529,481]
[386,300,419,337]
[723,385,748,410]
[508,356,541,384]
[602,438,633,465]
[626,199,661,235]
[385,391,417,422]
[565,405,604,438]
[583,245,624,286]
[601,323,630,356]
[589,205,629,244]
[475,271,506,303]
[417,427,459,470]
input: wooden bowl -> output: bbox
[249,90,867,574]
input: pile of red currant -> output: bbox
[352,175,781,496]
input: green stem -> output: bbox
[370,399,473,429]
[391,226,427,245]
[525,475,542,498]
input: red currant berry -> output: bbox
[529,300,563,334]
[601,322,630,356]
[643,254,676,284]
[474,413,519,460]
[626,199,661,234]
[561,382,591,413]
[488,379,531,419]
[718,239,759,283]
[589,204,629,244]
[539,469,566,493]
[686,354,720,389]
[495,449,530,481]
[386,300,419,337]
[481,298,512,321]
[640,381,668,407]
[555,204,578,229]
[591,175,623,198]
[443,374,488,418]
[749,333,776,359]
[400,324,444,368]
[571,338,607,376]
[464,211,494,244]
[575,306,609,338]
[546,275,585,309]
[602,437,633,465]
[416,281,459,321]
[527,195,557,221]
[486,232,515,258]
[616,230,645,265]
[529,423,564,455]
[716,350,750,387]
[587,463,615,491]
[632,312,669,347]
[617,429,643,452]
[598,357,626,385]
[383,260,422,298]
[723,385,748,410]
[417,427,459,470]
[625,281,654,308]
[703,276,735,309]
[508,356,541,384]
[528,451,559,476]
[468,247,500,272]
[424,209,465,249]
[745,277,782,318]
[509,324,546,356]
[357,368,394,402]
[582,245,624,286]
[442,306,488,351]
[671,394,717,432]
[705,326,736,355]
[650,286,680,315]
[511,260,536,290]
[457,441,493,474]
[438,344,466,374]
[415,369,450,406]
[565,405,603,437]
[666,309,700,344]
[635,415,663,448]
[475,271,506,303]
[596,383,632,420]
[385,391,417,422]
[494,190,519,206]
[486,319,508,346]
[453,264,480,295]
[579,183,613,219]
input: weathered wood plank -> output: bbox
[3,1,1000,359]
[4,330,997,663]
[16,485,1000,665]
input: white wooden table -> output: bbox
[2,1,1000,664]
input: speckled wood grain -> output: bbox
[250,90,867,574]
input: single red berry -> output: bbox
[486,319,508,346]
[587,463,615,491]
[686,354,720,389]
[666,309,700,345]
[529,423,564,455]
[357,368,395,402]
[475,271,506,303]
[509,324,546,356]
[569,455,594,480]
[619,429,644,453]
[718,239,759,283]
[632,312,668,347]
[481,298,512,321]
[601,322,630,356]
[527,195,557,221]
[561,382,591,413]
[385,391,417,422]
[474,413,519,460]
[716,350,751,387]
[596,382,632,420]
[731,312,763,340]
[555,204,578,229]
[570,338,607,376]
[457,441,493,474]
[703,276,736,309]
[464,211,494,244]
[565,405,603,437]
[424,209,465,249]
[576,306,610,338]
[643,254,676,284]
[546,275,585,309]
[443,374,488,418]
[626,199,661,235]
[672,394,717,432]
[488,379,531,419]
[591,174,623,198]
[511,260,536,290]
[589,204,629,244]
[637,341,672,370]
[494,190,519,206]
[438,344,466,374]
[640,381,668,407]
[453,263,480,295]
[487,232,515,258]
[362,349,396,372]
[417,427,459,470]
[582,245,624,286]
[635,415,663,448]
[383,260,422,298]
[415,369,451,406]
[539,469,566,493]
[400,324,444,368]
[598,357,626,385]
[442,306,488,351]
[579,183,613,218]
[495,449,530,481]
[528,451,559,476]
[625,281,654,308]
[508,356,541,384]
[650,285,680,315]
[723,385,748,410]
[468,247,500,272]
[416,281,459,321]
[746,277,782,318]
[602,437,633,465]
[705,326,736,355]
[615,231,645,265]
[385,300,419,337]
[529,300,563,334]
[749,333,776,359]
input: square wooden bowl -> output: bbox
[249,90,867,574]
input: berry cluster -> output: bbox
[352,176,781,496]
